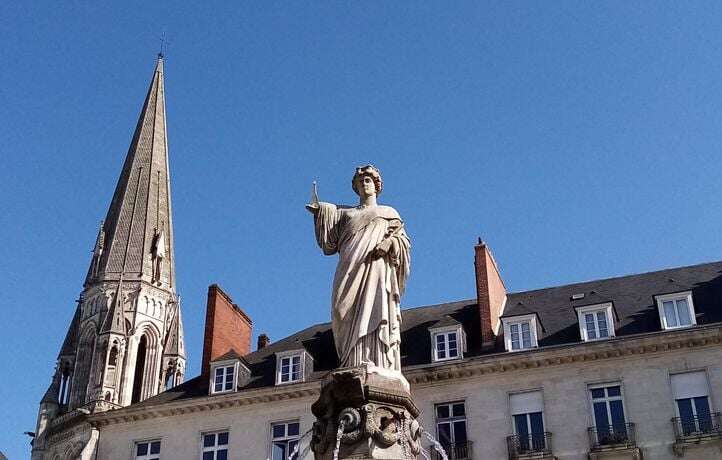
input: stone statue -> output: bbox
[307,165,411,379]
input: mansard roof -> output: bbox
[130,259,722,409]
[93,55,176,287]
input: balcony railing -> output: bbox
[506,432,553,459]
[587,423,636,450]
[430,441,473,460]
[672,412,722,442]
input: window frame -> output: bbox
[429,325,465,362]
[501,314,540,352]
[576,303,616,342]
[275,350,305,385]
[434,401,468,448]
[655,291,697,330]
[209,360,238,395]
[587,382,628,434]
[269,420,301,460]
[200,430,229,460]
[134,439,161,460]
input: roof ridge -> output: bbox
[507,259,722,296]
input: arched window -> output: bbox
[109,345,118,366]
[131,336,148,404]
[104,391,111,401]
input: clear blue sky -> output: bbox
[3,2,722,457]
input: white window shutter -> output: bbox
[670,371,708,399]
[510,390,544,415]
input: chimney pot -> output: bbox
[257,333,270,350]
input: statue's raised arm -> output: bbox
[308,165,411,382]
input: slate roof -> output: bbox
[132,260,722,409]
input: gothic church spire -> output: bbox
[95,55,176,287]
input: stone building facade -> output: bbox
[87,250,722,460]
[32,55,186,460]
[33,58,722,460]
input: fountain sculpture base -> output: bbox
[311,365,421,460]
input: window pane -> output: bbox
[202,452,214,460]
[272,424,285,439]
[217,432,228,445]
[215,375,224,384]
[510,324,518,335]
[150,441,160,454]
[593,401,609,428]
[436,334,445,344]
[610,400,625,426]
[529,412,544,434]
[513,414,529,436]
[292,356,301,365]
[437,422,452,445]
[453,421,467,443]
[214,382,223,392]
[436,405,450,419]
[204,434,216,447]
[437,346,446,359]
[677,398,695,434]
[664,301,678,327]
[272,442,286,460]
[137,443,148,456]
[225,380,233,391]
[217,450,228,460]
[288,422,300,436]
[452,403,465,417]
[676,299,691,325]
[591,388,605,399]
[693,396,711,415]
[522,328,532,348]
[597,312,609,337]
[607,386,621,397]
[585,314,596,339]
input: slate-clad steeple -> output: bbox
[96,55,175,288]
[34,56,186,460]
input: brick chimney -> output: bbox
[474,239,507,349]
[257,333,270,350]
[201,284,253,376]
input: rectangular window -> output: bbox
[435,402,468,455]
[213,365,235,393]
[201,431,228,460]
[510,391,545,453]
[671,371,714,435]
[657,292,696,330]
[584,311,609,339]
[434,331,459,361]
[589,385,627,445]
[280,355,302,383]
[135,440,161,460]
[510,322,532,350]
[271,421,300,460]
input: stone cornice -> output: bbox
[404,323,722,385]
[88,323,722,427]
[88,381,320,427]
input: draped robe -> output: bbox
[313,202,411,373]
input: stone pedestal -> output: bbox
[311,366,422,459]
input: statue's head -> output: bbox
[352,164,383,197]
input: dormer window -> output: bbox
[210,361,237,394]
[276,350,308,385]
[575,303,615,342]
[656,291,696,330]
[501,314,540,352]
[429,325,466,362]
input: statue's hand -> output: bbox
[368,239,392,261]
[305,203,320,214]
